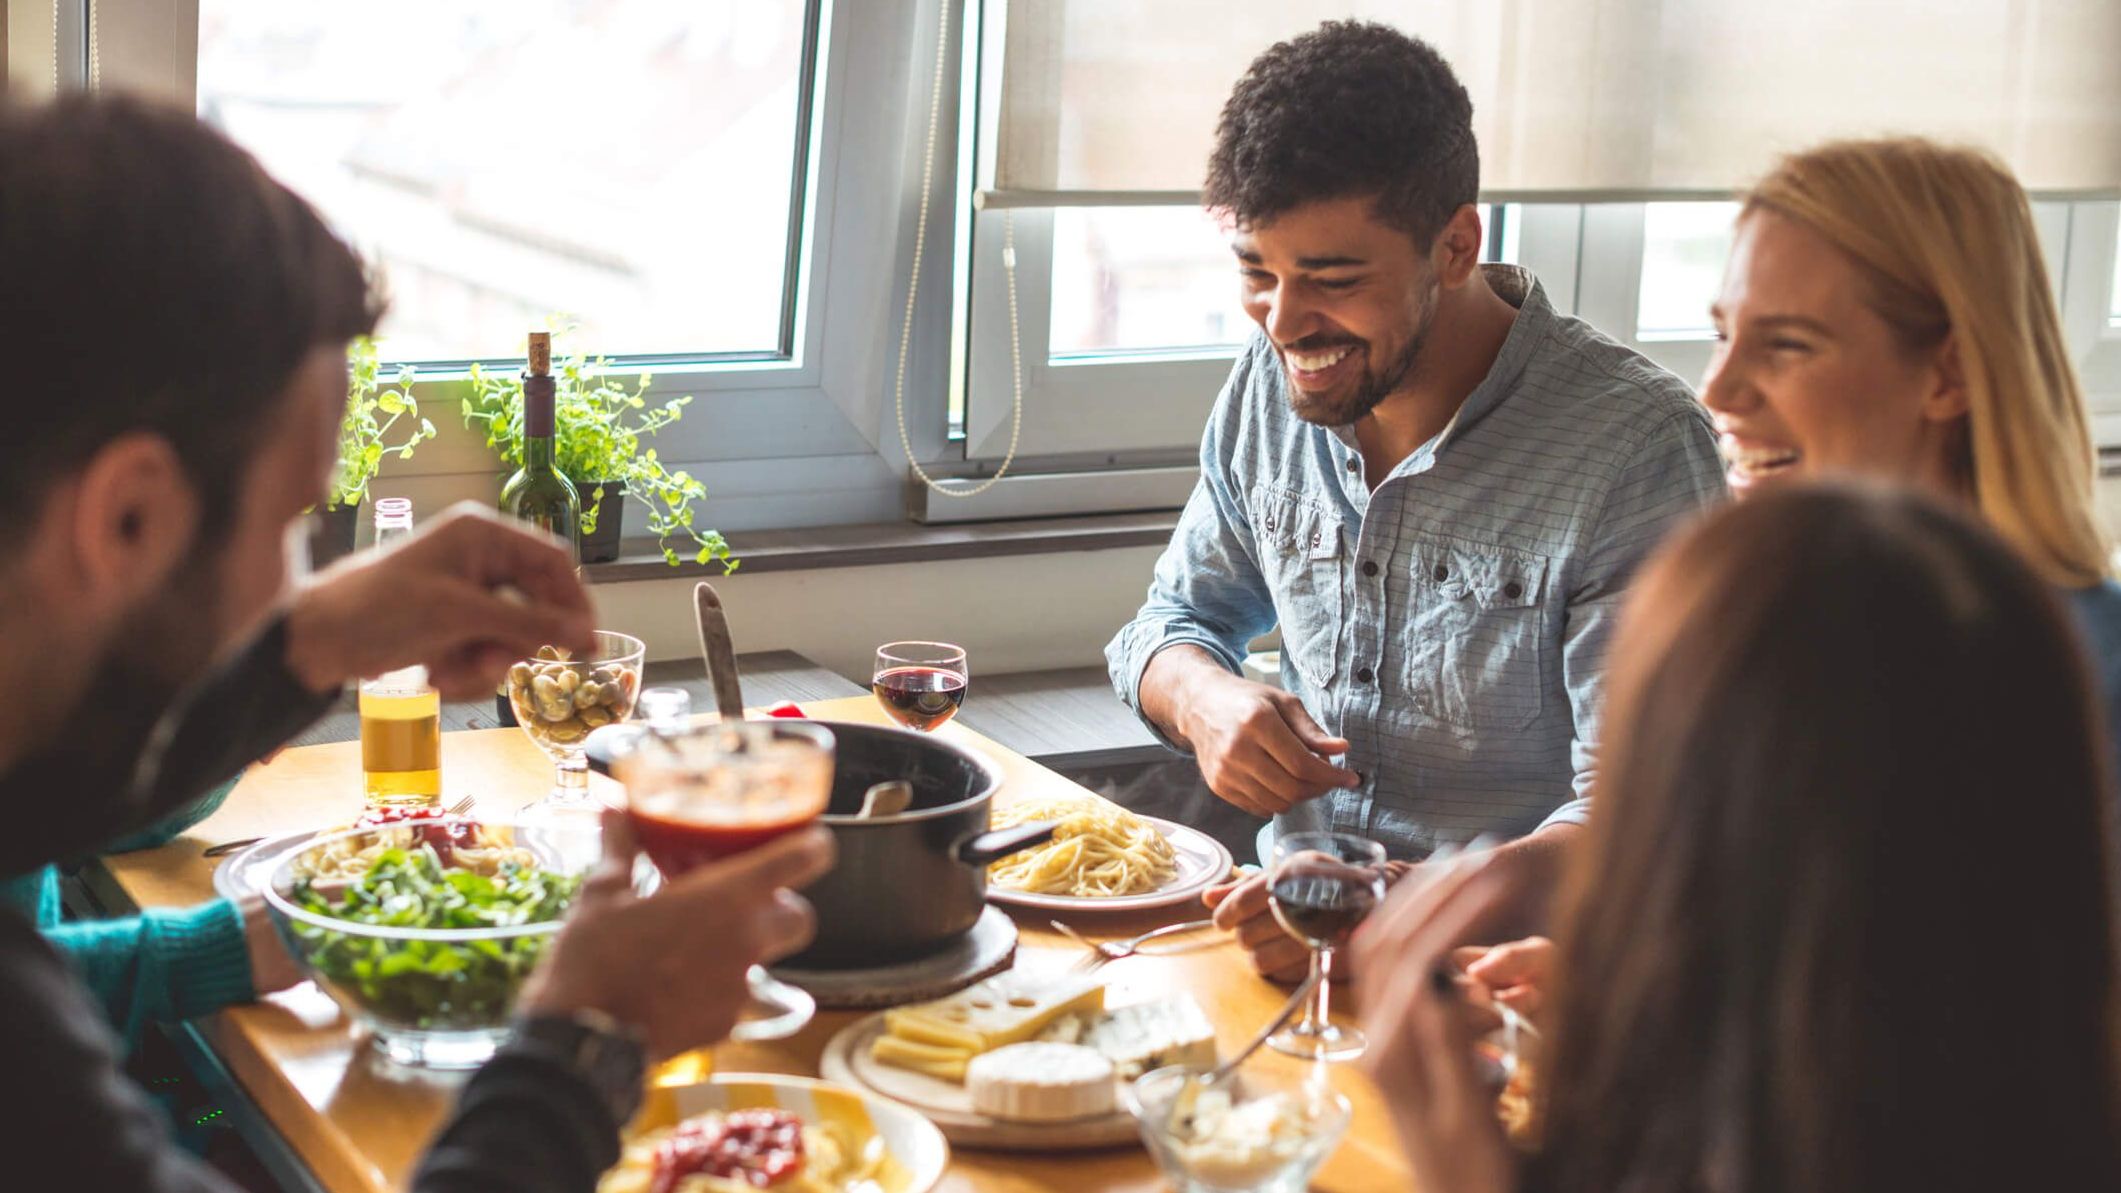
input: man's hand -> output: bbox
[1202,872,1310,984]
[1142,647,1357,817]
[518,813,833,1062]
[283,503,596,700]
[238,897,304,996]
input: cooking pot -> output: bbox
[586,719,1053,968]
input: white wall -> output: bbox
[591,545,1163,683]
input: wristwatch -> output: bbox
[511,1008,648,1127]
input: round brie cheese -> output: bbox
[965,1042,1117,1122]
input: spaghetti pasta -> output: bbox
[987,796,1178,898]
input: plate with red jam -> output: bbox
[604,1073,948,1193]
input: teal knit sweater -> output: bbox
[0,777,253,1053]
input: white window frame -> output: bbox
[66,0,981,533]
[2062,201,2121,443]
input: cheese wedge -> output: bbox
[868,1034,973,1082]
[883,972,1105,1054]
[966,1042,1117,1122]
[1070,995,1217,1079]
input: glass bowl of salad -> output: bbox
[261,818,599,1069]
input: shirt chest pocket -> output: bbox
[1401,541,1551,730]
[1253,495,1346,691]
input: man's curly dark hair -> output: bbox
[1204,21,1478,248]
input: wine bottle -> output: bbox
[496,331,581,726]
[500,330,582,558]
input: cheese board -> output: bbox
[819,972,1220,1151]
[820,1012,1141,1151]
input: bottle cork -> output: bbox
[526,331,552,376]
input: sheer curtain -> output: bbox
[3,0,197,102]
[986,0,2121,204]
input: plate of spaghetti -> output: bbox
[983,795,1234,912]
[601,1074,947,1193]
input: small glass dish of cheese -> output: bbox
[1125,1063,1351,1192]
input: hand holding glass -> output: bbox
[614,719,836,1041]
[1268,832,1387,1061]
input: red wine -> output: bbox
[1269,867,1380,947]
[872,666,967,731]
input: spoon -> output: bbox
[856,780,913,818]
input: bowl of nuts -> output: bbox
[507,631,646,814]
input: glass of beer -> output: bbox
[614,719,836,1041]
[359,670,441,809]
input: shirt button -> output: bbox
[1504,580,1524,600]
[1345,459,1359,473]
[1355,666,1374,684]
[1432,564,1450,582]
[1361,560,1379,578]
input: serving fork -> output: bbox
[1051,917,1220,972]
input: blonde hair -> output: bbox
[1743,138,2110,587]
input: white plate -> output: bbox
[819,1014,1140,1151]
[624,1073,949,1193]
[984,817,1235,913]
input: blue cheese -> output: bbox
[1052,996,1218,1080]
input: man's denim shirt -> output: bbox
[1107,266,1727,858]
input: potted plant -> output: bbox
[460,333,736,570]
[317,338,437,566]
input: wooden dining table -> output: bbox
[91,695,1412,1193]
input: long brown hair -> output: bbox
[1531,486,2121,1193]
[1744,139,2109,586]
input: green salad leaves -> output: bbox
[288,845,583,1030]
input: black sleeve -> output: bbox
[0,910,234,1193]
[411,1046,623,1193]
[132,613,341,812]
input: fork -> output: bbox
[1051,917,1219,972]
[202,794,476,858]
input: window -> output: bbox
[195,0,816,364]
[1636,202,1738,340]
[1049,207,1241,357]
[2111,208,2121,327]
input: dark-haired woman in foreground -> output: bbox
[1353,486,2121,1193]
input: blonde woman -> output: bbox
[1702,137,2121,750]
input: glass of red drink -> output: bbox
[614,720,835,1041]
[872,641,968,732]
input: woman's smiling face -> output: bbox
[1700,208,1964,498]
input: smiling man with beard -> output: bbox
[1106,22,1725,981]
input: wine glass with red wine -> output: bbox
[1267,832,1388,1062]
[611,719,836,1041]
[873,641,968,732]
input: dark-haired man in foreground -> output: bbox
[1107,22,1724,980]
[0,95,829,1190]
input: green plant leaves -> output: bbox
[329,338,438,510]
[457,328,738,570]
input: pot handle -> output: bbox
[955,821,1057,866]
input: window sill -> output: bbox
[584,511,1180,582]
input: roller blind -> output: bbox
[984,0,2121,206]
[1,0,197,102]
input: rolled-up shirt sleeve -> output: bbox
[1540,406,1726,832]
[1107,354,1280,751]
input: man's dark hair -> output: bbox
[1203,21,1478,247]
[1,94,380,547]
